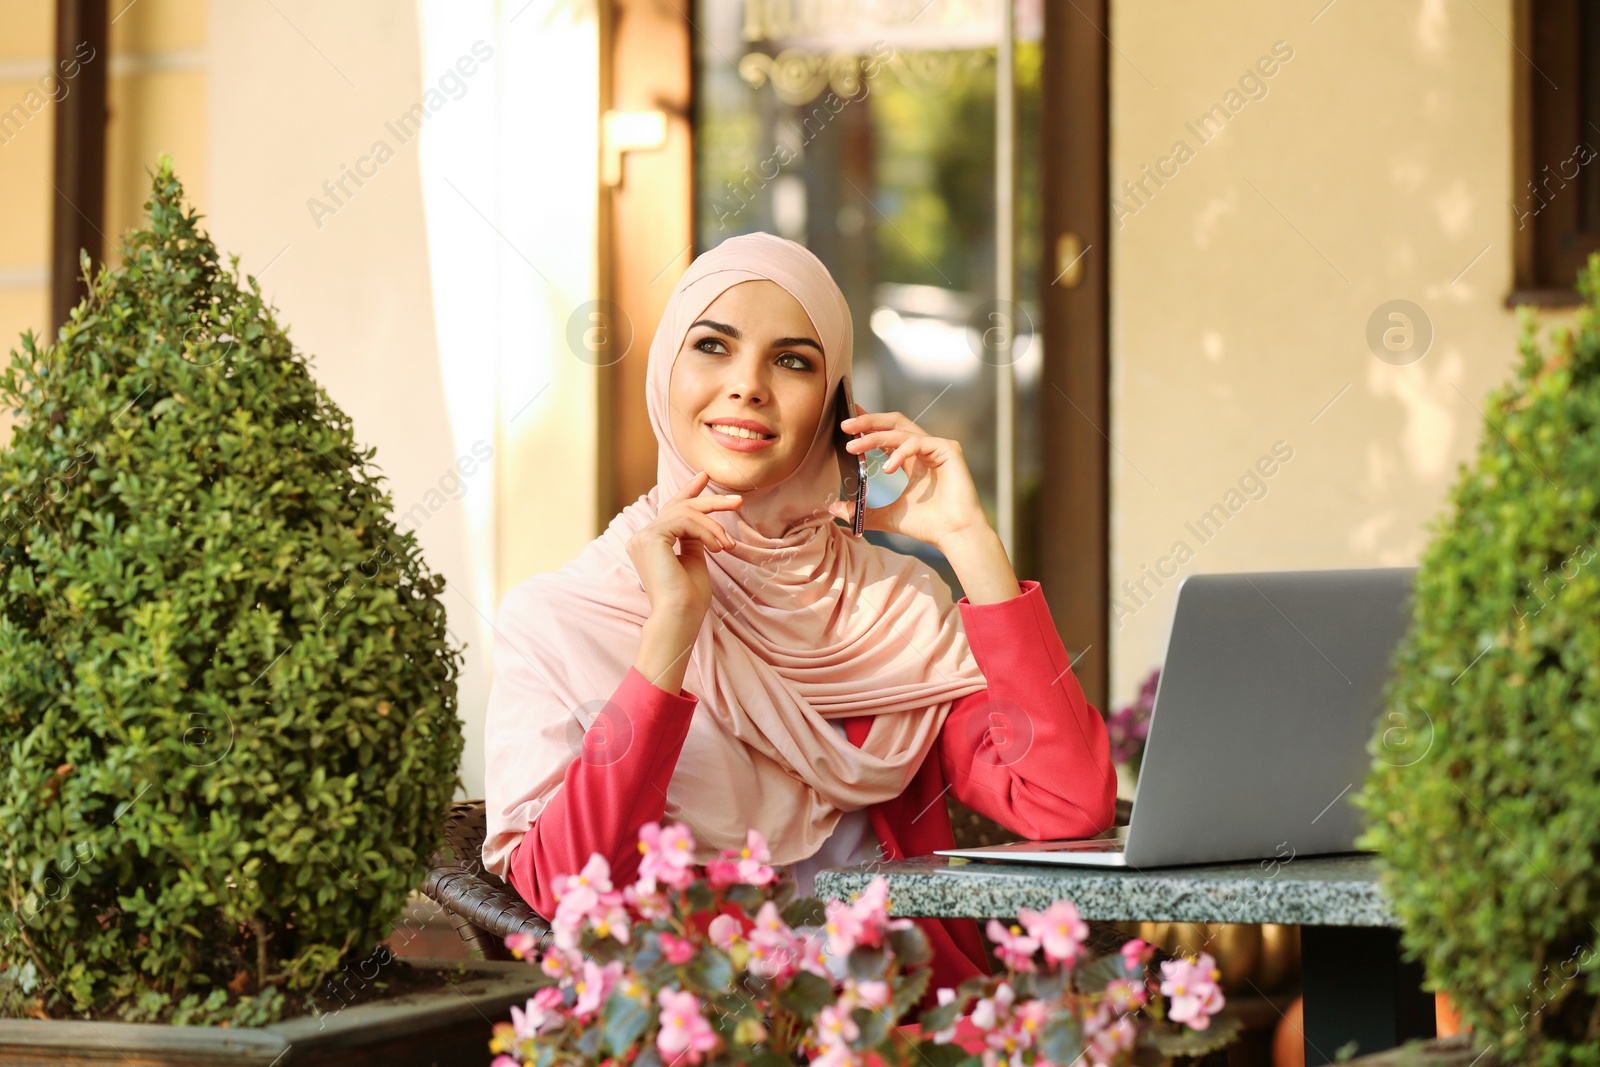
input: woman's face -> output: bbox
[668,279,828,494]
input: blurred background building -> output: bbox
[0,0,1578,799]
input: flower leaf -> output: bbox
[1040,1013,1086,1065]
[1072,951,1130,994]
[601,988,653,1058]
[575,1025,605,1059]
[851,1005,890,1048]
[777,970,835,1020]
[887,924,932,968]
[781,897,826,928]
[913,1040,976,1066]
[725,883,765,911]
[686,882,715,913]
[847,945,889,981]
[685,945,734,994]
[1144,1014,1242,1057]
[916,989,964,1034]
[892,965,931,1017]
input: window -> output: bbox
[1515,0,1600,302]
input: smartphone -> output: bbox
[833,376,867,537]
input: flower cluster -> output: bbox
[1106,667,1158,771]
[489,820,1236,1067]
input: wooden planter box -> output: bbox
[1343,1034,1501,1066]
[0,959,542,1066]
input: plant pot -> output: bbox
[1337,1034,1500,1066]
[0,960,542,1066]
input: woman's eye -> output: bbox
[695,337,728,355]
[777,352,813,371]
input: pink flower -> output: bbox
[810,1045,860,1067]
[508,986,564,1039]
[793,927,832,978]
[659,932,696,965]
[1120,937,1155,971]
[504,930,538,960]
[969,980,1015,1032]
[1010,998,1050,1051]
[985,918,1041,972]
[573,958,623,1019]
[490,1057,519,1067]
[1159,952,1226,1030]
[851,979,891,1010]
[747,901,801,980]
[824,876,905,957]
[1102,977,1148,1013]
[823,897,867,959]
[1017,900,1088,966]
[639,821,698,890]
[707,913,745,952]
[540,947,580,980]
[1084,1012,1137,1066]
[656,988,719,1064]
[552,854,614,948]
[812,1000,861,1063]
[723,829,776,886]
[625,875,672,921]
[553,853,612,912]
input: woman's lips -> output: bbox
[706,424,778,452]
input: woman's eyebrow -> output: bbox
[688,319,822,354]
[690,318,739,338]
[771,336,823,353]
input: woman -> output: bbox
[483,232,1116,994]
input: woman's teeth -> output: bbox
[711,424,772,440]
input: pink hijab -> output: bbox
[482,232,989,876]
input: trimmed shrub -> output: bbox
[0,158,464,1024]
[1359,256,1600,1065]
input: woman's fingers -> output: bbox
[882,435,931,473]
[678,510,735,551]
[654,472,743,550]
[845,429,902,453]
[841,409,925,436]
[669,469,712,503]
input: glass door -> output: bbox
[692,0,1044,596]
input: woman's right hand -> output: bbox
[626,470,742,626]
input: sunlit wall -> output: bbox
[1107,0,1562,709]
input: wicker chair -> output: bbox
[420,796,1135,960]
[421,799,551,960]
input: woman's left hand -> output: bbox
[826,404,992,550]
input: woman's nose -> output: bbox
[725,357,771,402]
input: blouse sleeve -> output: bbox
[505,667,698,919]
[937,579,1118,840]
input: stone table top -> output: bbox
[815,852,1398,927]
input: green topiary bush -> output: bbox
[0,157,464,1024]
[1359,256,1600,1065]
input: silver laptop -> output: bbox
[936,567,1416,868]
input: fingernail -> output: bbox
[725,494,741,499]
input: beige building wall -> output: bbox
[207,1,601,799]
[208,2,462,799]
[1106,0,1545,709]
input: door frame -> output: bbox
[1039,0,1111,710]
